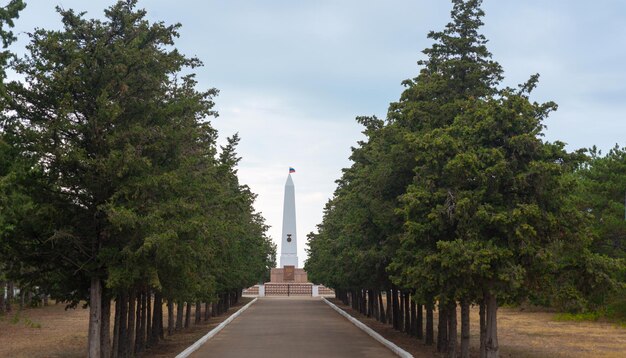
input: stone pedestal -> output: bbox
[270,267,308,283]
[243,267,334,297]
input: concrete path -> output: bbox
[189,297,397,358]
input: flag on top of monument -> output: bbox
[289,167,296,173]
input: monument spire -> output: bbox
[280,168,298,267]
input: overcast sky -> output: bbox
[10,1,626,267]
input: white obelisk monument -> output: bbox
[280,169,298,268]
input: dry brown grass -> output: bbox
[330,299,626,358]
[491,308,626,358]
[0,299,251,358]
[0,302,88,358]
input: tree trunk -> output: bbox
[378,290,386,323]
[19,288,25,310]
[392,289,399,330]
[204,302,210,321]
[398,291,403,331]
[88,277,102,358]
[176,301,184,330]
[146,289,152,347]
[101,294,111,358]
[350,290,355,310]
[358,290,362,313]
[371,290,377,320]
[135,291,144,354]
[116,292,127,358]
[480,300,486,358]
[417,303,424,339]
[149,291,163,345]
[133,292,141,354]
[398,291,404,331]
[485,293,499,358]
[425,300,434,345]
[437,301,448,353]
[137,291,147,353]
[158,296,164,340]
[410,295,417,337]
[0,281,6,314]
[127,291,136,357]
[112,297,121,358]
[6,281,13,312]
[461,300,470,358]
[185,302,191,328]
[447,302,457,358]
[386,289,392,325]
[404,291,411,334]
[195,301,202,324]
[167,300,175,335]
[211,302,217,317]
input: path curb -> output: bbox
[322,297,413,358]
[175,297,258,358]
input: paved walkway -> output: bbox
[189,297,396,358]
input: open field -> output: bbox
[0,299,251,358]
[0,302,88,358]
[329,299,626,358]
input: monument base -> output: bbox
[270,266,308,283]
[242,283,335,297]
[242,266,334,297]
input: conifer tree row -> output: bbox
[306,1,622,358]
[0,0,26,317]
[0,1,275,357]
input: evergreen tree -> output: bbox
[0,0,27,314]
[2,1,276,355]
[307,2,618,358]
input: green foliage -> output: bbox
[22,317,42,329]
[575,145,626,259]
[306,0,619,328]
[1,0,274,313]
[306,116,412,291]
[0,0,25,88]
[10,310,19,324]
[554,292,626,325]
[553,311,603,322]
[5,311,42,328]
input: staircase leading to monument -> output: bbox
[243,266,334,297]
[242,283,334,297]
[265,283,312,296]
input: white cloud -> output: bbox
[213,88,363,266]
